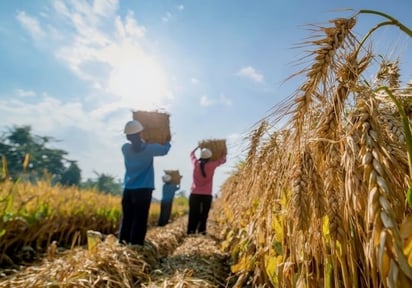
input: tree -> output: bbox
[81,172,122,195]
[0,125,81,184]
[60,161,81,186]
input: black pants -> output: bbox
[187,194,212,234]
[158,199,173,226]
[119,188,152,245]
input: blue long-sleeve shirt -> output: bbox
[162,183,180,202]
[122,142,171,189]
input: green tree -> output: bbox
[60,161,81,186]
[81,172,122,195]
[0,125,81,184]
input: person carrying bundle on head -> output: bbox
[187,146,226,235]
[119,120,171,246]
[157,173,180,226]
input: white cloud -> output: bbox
[191,78,199,84]
[93,0,118,17]
[236,66,264,83]
[219,93,233,106]
[0,94,125,179]
[16,11,46,39]
[162,12,172,22]
[18,0,172,114]
[163,4,185,23]
[200,95,213,106]
[16,89,36,98]
[52,0,70,18]
[116,12,146,40]
[200,94,232,107]
[11,0,176,179]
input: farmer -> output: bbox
[119,120,171,246]
[187,146,226,235]
[157,173,180,226]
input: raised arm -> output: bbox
[190,146,199,162]
[217,154,227,165]
[148,142,171,156]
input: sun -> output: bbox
[108,53,172,110]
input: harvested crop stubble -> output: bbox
[198,139,227,161]
[0,235,151,288]
[146,217,230,288]
[133,110,171,145]
[0,214,231,288]
[145,217,187,257]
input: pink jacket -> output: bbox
[190,149,226,195]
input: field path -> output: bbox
[143,215,232,287]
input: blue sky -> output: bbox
[1,0,411,198]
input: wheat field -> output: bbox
[216,10,412,288]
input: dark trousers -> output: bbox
[187,194,212,234]
[119,188,152,245]
[158,200,173,226]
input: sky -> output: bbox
[1,0,411,199]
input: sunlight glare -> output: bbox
[108,54,172,110]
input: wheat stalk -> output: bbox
[291,17,356,147]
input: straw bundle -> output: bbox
[133,110,171,144]
[198,139,227,161]
[164,170,183,185]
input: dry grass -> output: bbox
[0,216,230,288]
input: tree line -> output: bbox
[0,125,122,195]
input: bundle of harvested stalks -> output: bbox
[198,139,227,161]
[164,170,183,185]
[0,235,152,288]
[146,217,187,257]
[133,110,171,144]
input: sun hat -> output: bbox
[162,174,172,182]
[124,120,144,135]
[200,148,212,159]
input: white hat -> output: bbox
[200,148,212,159]
[124,120,144,135]
[162,174,172,182]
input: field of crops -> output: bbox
[1,9,412,288]
[0,179,226,287]
[0,179,188,265]
[215,10,412,288]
